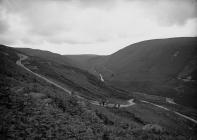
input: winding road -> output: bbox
[16,54,72,95]
[16,53,197,124]
[141,100,197,124]
[16,53,135,108]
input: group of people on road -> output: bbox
[70,90,121,109]
[99,98,120,109]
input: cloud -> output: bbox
[0,18,8,34]
[0,0,196,54]
[139,0,197,26]
[0,5,9,34]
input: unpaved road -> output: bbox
[16,53,135,108]
[141,100,197,124]
[16,54,72,95]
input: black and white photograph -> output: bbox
[0,0,197,139]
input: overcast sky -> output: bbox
[0,0,197,55]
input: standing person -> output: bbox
[117,103,120,109]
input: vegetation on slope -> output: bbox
[66,37,197,108]
[1,44,197,139]
[18,49,130,100]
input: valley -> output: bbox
[16,53,135,108]
[17,52,197,124]
[1,0,197,139]
[1,37,197,140]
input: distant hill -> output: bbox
[66,54,100,63]
[65,54,104,70]
[65,54,109,77]
[17,48,76,67]
[67,37,197,108]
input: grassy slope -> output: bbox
[65,54,101,68]
[105,37,197,81]
[1,44,197,139]
[65,54,107,76]
[67,37,197,108]
[106,37,197,108]
[16,48,76,67]
[18,48,130,100]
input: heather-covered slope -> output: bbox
[66,37,197,108]
[17,48,129,100]
[107,37,197,108]
[17,48,76,67]
[1,44,197,139]
[103,37,197,82]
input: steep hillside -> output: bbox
[17,48,76,67]
[0,45,135,139]
[1,44,197,139]
[16,48,130,100]
[105,37,197,108]
[103,37,197,82]
[65,54,107,75]
[67,37,197,108]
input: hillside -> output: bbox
[65,55,107,75]
[1,44,197,139]
[103,37,197,81]
[65,54,101,67]
[17,48,76,67]
[17,48,130,100]
[66,37,197,108]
